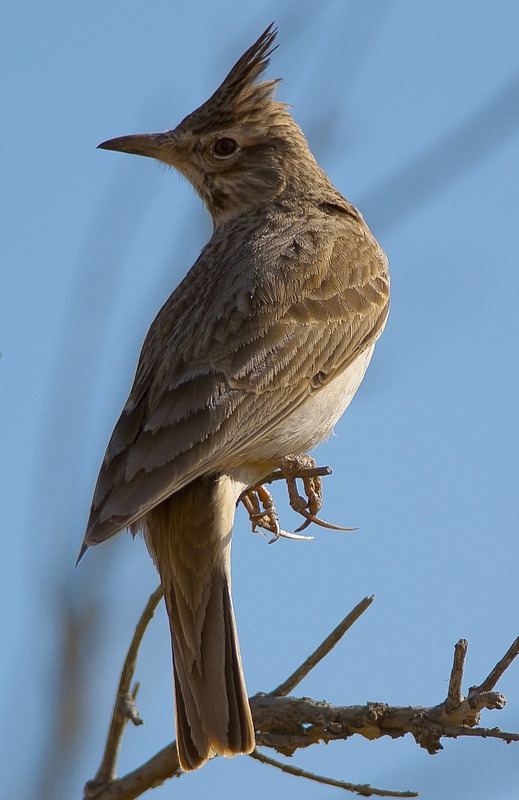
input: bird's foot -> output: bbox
[241,483,314,543]
[277,454,355,533]
[239,454,355,542]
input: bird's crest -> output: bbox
[179,23,282,134]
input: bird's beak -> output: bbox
[97,132,173,161]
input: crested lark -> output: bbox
[80,24,389,770]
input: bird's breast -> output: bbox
[254,344,375,460]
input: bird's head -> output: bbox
[98,24,330,225]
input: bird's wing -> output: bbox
[84,216,389,546]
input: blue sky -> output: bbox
[2,1,519,798]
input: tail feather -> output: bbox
[144,475,255,771]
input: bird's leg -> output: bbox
[279,454,322,515]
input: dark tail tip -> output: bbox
[75,542,89,567]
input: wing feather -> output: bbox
[85,216,389,545]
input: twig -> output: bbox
[474,636,519,693]
[244,466,333,496]
[445,639,467,711]
[87,741,181,800]
[84,585,163,797]
[125,682,143,726]
[249,749,418,797]
[436,724,519,743]
[270,596,374,697]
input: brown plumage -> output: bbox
[81,23,389,770]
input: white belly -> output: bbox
[255,343,375,459]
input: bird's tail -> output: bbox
[144,475,255,771]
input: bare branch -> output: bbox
[84,588,519,800]
[249,749,418,797]
[89,682,517,800]
[474,636,519,693]
[84,586,163,797]
[86,741,181,800]
[270,595,374,697]
[445,639,468,711]
[250,689,519,757]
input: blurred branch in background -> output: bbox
[26,145,163,800]
[360,71,519,234]
[36,586,102,800]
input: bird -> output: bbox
[80,23,390,771]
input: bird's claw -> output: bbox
[293,509,357,533]
[267,528,314,544]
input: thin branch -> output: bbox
[86,741,181,800]
[474,636,519,693]
[84,586,163,796]
[445,639,468,711]
[245,465,332,495]
[436,724,519,744]
[270,595,374,697]
[249,749,418,798]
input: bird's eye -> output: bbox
[213,138,238,158]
